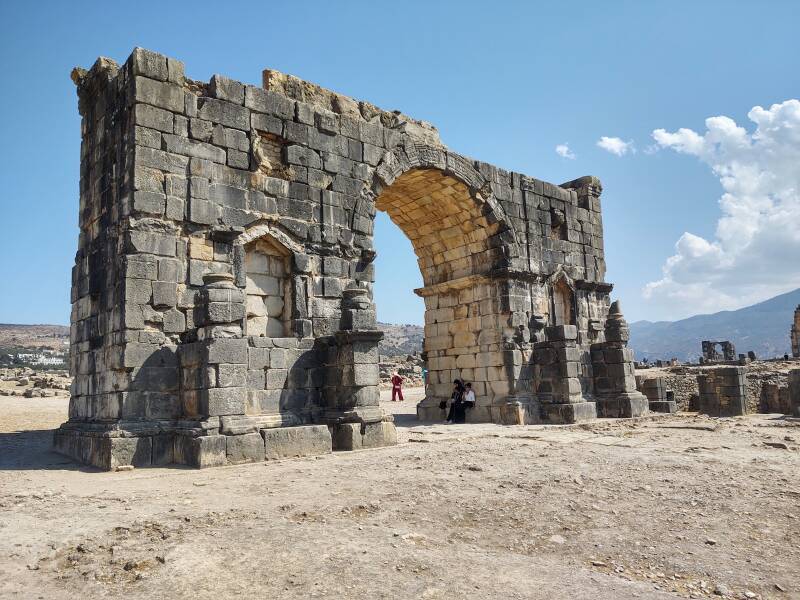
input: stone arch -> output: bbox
[371,145,520,286]
[371,145,521,419]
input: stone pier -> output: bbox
[696,367,747,417]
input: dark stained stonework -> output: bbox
[55,48,647,470]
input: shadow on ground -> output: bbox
[0,430,93,471]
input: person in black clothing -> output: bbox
[446,379,467,424]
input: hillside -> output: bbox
[0,324,69,352]
[628,288,800,362]
[377,322,424,357]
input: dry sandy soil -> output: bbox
[1,389,799,600]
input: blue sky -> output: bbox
[1,0,799,326]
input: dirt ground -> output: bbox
[1,389,799,600]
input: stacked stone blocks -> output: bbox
[636,376,678,413]
[696,367,748,417]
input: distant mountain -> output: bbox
[377,322,424,358]
[628,288,800,362]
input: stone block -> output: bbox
[245,86,294,119]
[152,434,175,466]
[131,48,168,81]
[190,118,213,142]
[127,230,176,256]
[163,134,226,163]
[226,432,264,464]
[134,76,184,113]
[165,196,184,220]
[188,197,216,225]
[266,368,288,389]
[163,308,186,333]
[210,183,247,209]
[262,425,332,460]
[217,364,247,387]
[134,103,173,133]
[152,281,177,307]
[206,338,248,364]
[203,387,246,416]
[198,97,250,130]
[249,347,271,369]
[361,421,397,448]
[174,434,227,468]
[139,148,189,179]
[210,74,245,105]
[330,422,362,451]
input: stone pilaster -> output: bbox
[325,289,397,449]
[592,302,649,418]
[534,325,597,423]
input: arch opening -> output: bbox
[374,168,512,419]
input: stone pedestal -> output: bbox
[534,325,597,423]
[323,289,396,449]
[637,376,677,413]
[592,302,649,418]
[697,366,747,417]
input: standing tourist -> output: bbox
[391,372,404,402]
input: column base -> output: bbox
[540,401,598,424]
[54,428,155,470]
[596,392,650,418]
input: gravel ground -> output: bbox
[1,390,798,600]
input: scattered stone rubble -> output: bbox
[379,353,424,389]
[0,368,71,397]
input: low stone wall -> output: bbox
[636,360,797,413]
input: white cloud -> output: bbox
[597,136,635,156]
[555,143,575,159]
[644,99,800,318]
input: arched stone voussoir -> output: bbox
[373,145,520,251]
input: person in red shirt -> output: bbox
[391,372,404,402]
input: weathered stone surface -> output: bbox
[262,425,332,459]
[226,432,264,464]
[174,435,227,468]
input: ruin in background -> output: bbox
[701,340,737,363]
[55,48,647,470]
[791,305,800,358]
